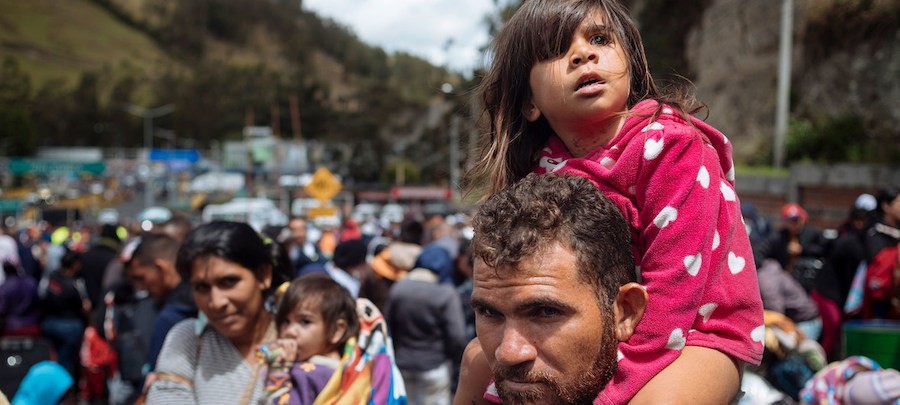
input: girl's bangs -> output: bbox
[526,1,605,62]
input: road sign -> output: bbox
[149,149,201,163]
[8,159,105,175]
[307,206,338,219]
[0,199,21,212]
[304,167,341,202]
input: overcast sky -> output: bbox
[303,0,496,75]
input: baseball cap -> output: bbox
[781,203,808,221]
[854,193,877,211]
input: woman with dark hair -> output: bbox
[146,221,278,404]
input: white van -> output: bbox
[202,198,287,232]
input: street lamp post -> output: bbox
[126,103,174,209]
[773,0,793,170]
[441,83,462,202]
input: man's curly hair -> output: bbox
[471,173,635,305]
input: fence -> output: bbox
[736,164,900,230]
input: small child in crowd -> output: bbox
[260,273,359,405]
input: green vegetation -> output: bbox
[803,0,899,60]
[786,115,878,164]
[0,0,458,183]
[0,0,171,90]
[634,0,711,82]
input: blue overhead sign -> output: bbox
[149,149,201,163]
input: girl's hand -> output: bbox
[266,338,299,366]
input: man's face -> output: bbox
[288,219,307,245]
[784,216,805,234]
[128,258,168,301]
[471,242,617,405]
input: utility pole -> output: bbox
[449,115,460,202]
[774,0,793,170]
[126,103,174,209]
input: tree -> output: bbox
[0,57,37,156]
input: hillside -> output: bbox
[2,0,896,180]
[0,0,462,183]
[0,0,173,100]
[682,0,900,164]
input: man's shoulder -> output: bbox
[298,262,327,276]
[156,302,198,328]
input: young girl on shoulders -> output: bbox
[461,0,764,403]
[261,273,359,405]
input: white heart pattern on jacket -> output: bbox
[751,325,765,344]
[538,155,566,173]
[720,181,736,201]
[697,166,710,188]
[728,252,746,274]
[600,156,615,169]
[684,253,702,276]
[666,328,686,350]
[643,137,664,160]
[699,303,718,323]
[653,206,678,229]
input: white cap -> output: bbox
[855,193,877,211]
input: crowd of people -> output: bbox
[1,187,894,405]
[0,202,482,404]
[0,191,897,405]
[736,189,900,404]
[2,0,898,403]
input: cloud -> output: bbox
[304,0,493,74]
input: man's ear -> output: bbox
[154,258,180,284]
[329,319,348,346]
[612,282,648,342]
[523,101,541,122]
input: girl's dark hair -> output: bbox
[275,273,360,352]
[176,221,273,287]
[465,0,702,198]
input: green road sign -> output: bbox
[8,158,105,175]
[0,199,21,212]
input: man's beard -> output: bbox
[492,318,618,405]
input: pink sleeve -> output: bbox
[603,122,723,402]
[599,120,763,403]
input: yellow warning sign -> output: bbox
[307,206,338,218]
[304,167,342,202]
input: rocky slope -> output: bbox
[683,0,898,164]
